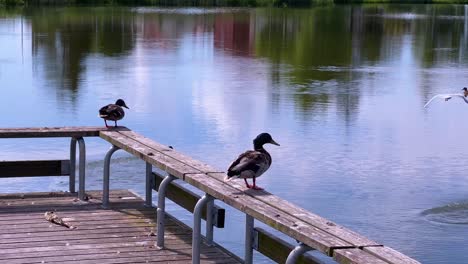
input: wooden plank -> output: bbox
[0,160,70,177]
[117,130,223,173]
[255,227,324,264]
[0,190,242,264]
[0,189,131,200]
[101,131,380,249]
[0,126,126,138]
[208,172,381,248]
[0,243,218,261]
[99,132,359,255]
[100,131,200,178]
[0,226,177,240]
[153,171,225,228]
[183,173,352,256]
[0,209,158,223]
[363,246,421,264]
[3,248,223,264]
[333,248,389,264]
[97,131,417,263]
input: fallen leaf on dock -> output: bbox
[44,212,76,229]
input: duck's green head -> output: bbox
[116,99,129,109]
[253,133,280,150]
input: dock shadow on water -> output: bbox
[421,202,468,225]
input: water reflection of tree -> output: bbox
[252,7,385,122]
[29,8,136,96]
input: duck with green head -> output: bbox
[226,133,280,190]
[99,99,129,127]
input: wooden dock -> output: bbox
[0,126,421,264]
[0,190,241,264]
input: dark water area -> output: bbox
[2,5,468,263]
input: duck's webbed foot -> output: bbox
[251,177,263,190]
[244,179,251,188]
[251,184,264,190]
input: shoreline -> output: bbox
[3,0,468,7]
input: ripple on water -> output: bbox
[422,202,468,225]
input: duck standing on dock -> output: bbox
[99,99,129,127]
[226,133,280,190]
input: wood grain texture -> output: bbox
[363,246,421,264]
[0,190,241,264]
[0,126,128,138]
[117,130,223,173]
[207,172,380,248]
[184,173,352,255]
[98,130,420,264]
[100,131,199,178]
[334,248,389,264]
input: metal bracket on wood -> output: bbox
[285,242,314,264]
[145,162,153,207]
[102,145,120,208]
[70,137,86,200]
[156,174,176,248]
[192,194,214,264]
[245,214,255,264]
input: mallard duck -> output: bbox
[99,99,129,127]
[424,87,468,108]
[226,133,280,190]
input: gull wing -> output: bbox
[424,94,462,108]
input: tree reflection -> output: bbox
[29,8,136,94]
[23,5,468,118]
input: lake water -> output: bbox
[2,4,468,263]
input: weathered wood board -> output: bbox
[0,190,242,264]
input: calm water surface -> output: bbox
[2,5,468,263]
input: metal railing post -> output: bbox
[102,145,120,208]
[156,174,176,248]
[192,194,213,264]
[69,138,77,193]
[285,243,313,264]
[205,199,214,246]
[77,138,86,200]
[245,214,254,264]
[145,162,153,207]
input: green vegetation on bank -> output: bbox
[2,0,468,8]
[0,0,322,7]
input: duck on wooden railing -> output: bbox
[226,133,280,190]
[99,99,129,127]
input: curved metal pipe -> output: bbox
[156,174,176,248]
[102,145,120,208]
[70,137,86,199]
[77,138,86,200]
[192,194,214,264]
[205,199,214,246]
[285,243,313,264]
[69,138,77,193]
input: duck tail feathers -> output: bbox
[224,171,238,181]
